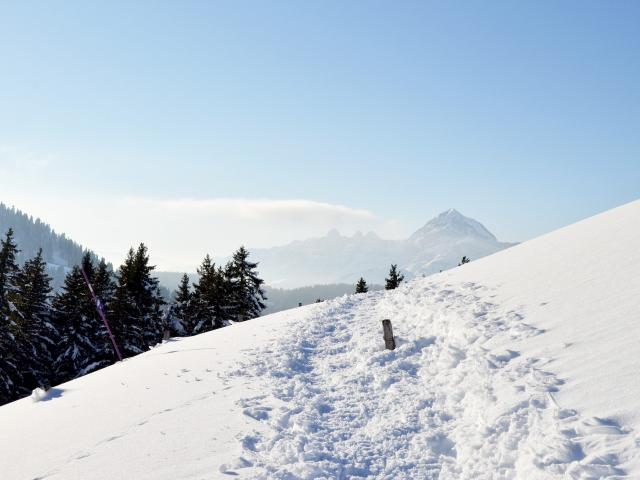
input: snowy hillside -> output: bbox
[2,200,640,479]
[233,209,515,288]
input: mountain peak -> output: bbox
[409,209,497,244]
[441,208,462,217]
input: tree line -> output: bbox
[0,202,98,290]
[0,228,266,405]
[354,258,469,294]
[354,263,405,294]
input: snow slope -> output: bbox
[2,200,640,479]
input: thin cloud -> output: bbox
[2,195,394,271]
[126,197,377,222]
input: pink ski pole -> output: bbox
[80,267,123,362]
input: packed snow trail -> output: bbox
[222,280,631,479]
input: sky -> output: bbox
[0,1,638,271]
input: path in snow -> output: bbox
[221,280,631,479]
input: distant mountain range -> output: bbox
[229,209,516,288]
[0,203,102,289]
[2,201,515,308]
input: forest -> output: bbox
[0,227,266,406]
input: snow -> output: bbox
[2,199,640,478]
[30,387,48,402]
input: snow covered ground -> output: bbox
[1,200,640,479]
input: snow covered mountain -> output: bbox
[0,202,102,289]
[243,209,515,287]
[2,199,639,478]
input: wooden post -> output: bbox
[382,319,396,350]
[163,329,171,341]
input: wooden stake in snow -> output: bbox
[382,319,396,350]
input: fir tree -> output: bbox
[226,246,266,322]
[385,264,405,290]
[0,228,20,303]
[93,257,115,306]
[0,229,22,403]
[53,253,114,384]
[172,273,194,335]
[11,249,56,392]
[109,248,142,356]
[133,244,165,347]
[111,244,165,356]
[355,277,368,294]
[191,255,228,334]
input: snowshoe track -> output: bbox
[223,280,630,479]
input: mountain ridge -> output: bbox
[229,209,516,288]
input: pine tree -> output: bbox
[0,228,20,303]
[385,264,405,290]
[172,273,194,335]
[11,249,56,392]
[355,277,368,294]
[191,255,228,334]
[459,256,470,266]
[0,229,22,403]
[110,244,164,356]
[133,244,165,347]
[226,246,266,322]
[53,253,115,384]
[86,255,116,366]
[93,257,115,306]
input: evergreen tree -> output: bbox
[226,246,266,322]
[53,253,114,384]
[385,264,405,290]
[93,257,116,306]
[459,256,470,266]
[11,249,56,392]
[355,277,368,294]
[171,273,194,335]
[0,228,20,303]
[191,255,228,334]
[110,244,165,356]
[110,247,140,356]
[133,244,165,347]
[0,229,22,403]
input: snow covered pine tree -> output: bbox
[0,229,23,403]
[191,255,229,334]
[225,246,266,322]
[110,244,165,357]
[53,253,115,384]
[11,248,57,393]
[171,273,194,336]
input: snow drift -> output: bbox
[1,200,639,479]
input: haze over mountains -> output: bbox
[0,203,101,289]
[2,201,515,299]
[233,209,516,288]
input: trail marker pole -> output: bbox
[80,267,123,362]
[382,319,396,350]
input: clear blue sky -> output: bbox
[0,1,638,268]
